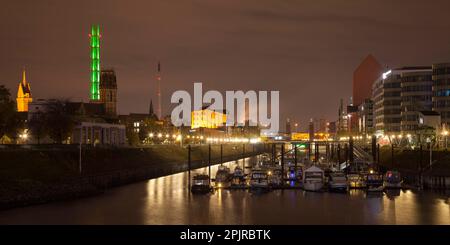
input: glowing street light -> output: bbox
[442,130,449,148]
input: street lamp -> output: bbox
[442,130,448,149]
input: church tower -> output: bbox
[16,69,32,112]
[100,69,117,116]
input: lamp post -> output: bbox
[442,130,448,149]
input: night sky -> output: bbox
[2,0,450,130]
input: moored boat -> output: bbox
[191,174,212,194]
[347,173,367,189]
[268,165,283,187]
[303,166,324,192]
[366,171,384,192]
[328,171,348,192]
[383,170,402,189]
[215,165,231,188]
[250,167,270,192]
[231,166,246,187]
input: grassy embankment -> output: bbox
[0,144,263,209]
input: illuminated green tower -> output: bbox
[90,25,101,101]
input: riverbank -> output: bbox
[377,147,450,189]
[0,144,267,210]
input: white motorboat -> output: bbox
[250,167,270,192]
[303,165,324,191]
[328,171,348,192]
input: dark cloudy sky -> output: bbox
[2,0,450,130]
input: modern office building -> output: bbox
[357,99,374,135]
[432,63,450,125]
[373,69,402,134]
[285,118,292,134]
[353,55,383,107]
[400,67,433,134]
[373,67,435,135]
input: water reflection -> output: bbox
[0,156,448,224]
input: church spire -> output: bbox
[22,68,27,86]
[17,68,33,112]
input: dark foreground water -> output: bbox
[0,157,449,225]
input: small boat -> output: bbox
[268,165,283,187]
[328,171,348,192]
[303,166,324,191]
[231,166,246,187]
[296,167,303,181]
[250,167,270,192]
[347,173,367,189]
[215,165,231,188]
[366,171,384,192]
[383,171,402,189]
[191,174,212,194]
[287,166,297,181]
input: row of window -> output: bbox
[384,82,401,89]
[375,118,401,124]
[433,100,450,108]
[434,90,450,97]
[401,115,418,121]
[402,75,432,82]
[384,91,401,97]
[401,125,419,131]
[401,95,432,102]
[433,68,450,75]
[401,85,432,92]
[433,79,450,86]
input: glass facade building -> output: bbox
[432,63,450,125]
[400,68,433,133]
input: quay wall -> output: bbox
[0,144,268,210]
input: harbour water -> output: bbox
[0,156,449,225]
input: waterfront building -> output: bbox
[327,121,337,134]
[26,99,125,145]
[432,63,450,125]
[418,111,441,129]
[373,69,401,134]
[191,106,227,129]
[417,111,441,143]
[373,67,434,135]
[99,69,118,116]
[353,54,383,107]
[71,122,126,145]
[337,98,348,134]
[16,69,32,112]
[400,68,433,134]
[346,102,359,133]
[308,119,314,141]
[285,118,292,135]
[357,99,374,136]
